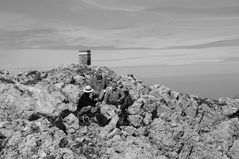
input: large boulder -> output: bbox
[0,83,61,119]
[63,113,79,134]
[128,98,145,115]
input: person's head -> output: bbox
[83,85,94,95]
[96,71,103,80]
[110,81,117,90]
[122,87,129,95]
[118,82,123,89]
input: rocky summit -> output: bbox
[1,64,239,159]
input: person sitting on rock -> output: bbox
[58,85,100,127]
[76,85,99,125]
[90,71,109,102]
[100,81,125,121]
[98,82,127,138]
[103,81,125,106]
[117,87,134,126]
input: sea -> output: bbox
[1,48,239,99]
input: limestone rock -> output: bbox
[62,84,81,104]
[128,115,143,127]
[73,75,85,85]
[123,126,137,136]
[143,112,152,125]
[230,139,239,159]
[100,115,119,138]
[58,148,75,159]
[100,104,118,120]
[63,113,79,134]
[128,98,145,115]
[1,64,239,159]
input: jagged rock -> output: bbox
[203,118,239,153]
[63,113,79,134]
[230,139,239,159]
[142,95,158,114]
[148,118,167,144]
[0,69,10,77]
[73,75,85,85]
[128,115,143,127]
[118,136,161,159]
[117,75,145,100]
[62,84,81,104]
[100,115,119,138]
[128,98,145,115]
[58,148,75,159]
[1,64,239,159]
[143,112,152,125]
[156,103,171,120]
[0,83,66,119]
[0,69,13,84]
[100,104,118,119]
[219,97,239,116]
[104,135,163,159]
[1,118,66,159]
[135,127,146,137]
[122,126,137,136]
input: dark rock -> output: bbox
[53,117,67,135]
[0,134,7,152]
[59,138,68,148]
[0,77,15,84]
[28,113,42,121]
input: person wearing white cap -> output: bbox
[60,85,99,126]
[76,85,98,116]
[83,85,94,93]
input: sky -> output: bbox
[0,0,239,49]
[0,0,239,98]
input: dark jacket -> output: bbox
[121,93,134,113]
[117,92,134,127]
[77,93,96,111]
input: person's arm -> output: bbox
[103,91,109,104]
[127,95,134,106]
[77,95,84,111]
[119,89,125,101]
[121,96,128,110]
[104,78,109,89]
[78,105,91,115]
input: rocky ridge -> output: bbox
[0,64,239,159]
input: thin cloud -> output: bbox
[163,38,239,49]
[195,16,239,21]
[81,0,144,12]
[0,12,36,31]
[0,2,239,51]
[0,28,57,49]
[145,6,239,19]
[0,21,135,49]
[80,0,174,20]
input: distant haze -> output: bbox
[0,0,239,99]
[1,48,239,99]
